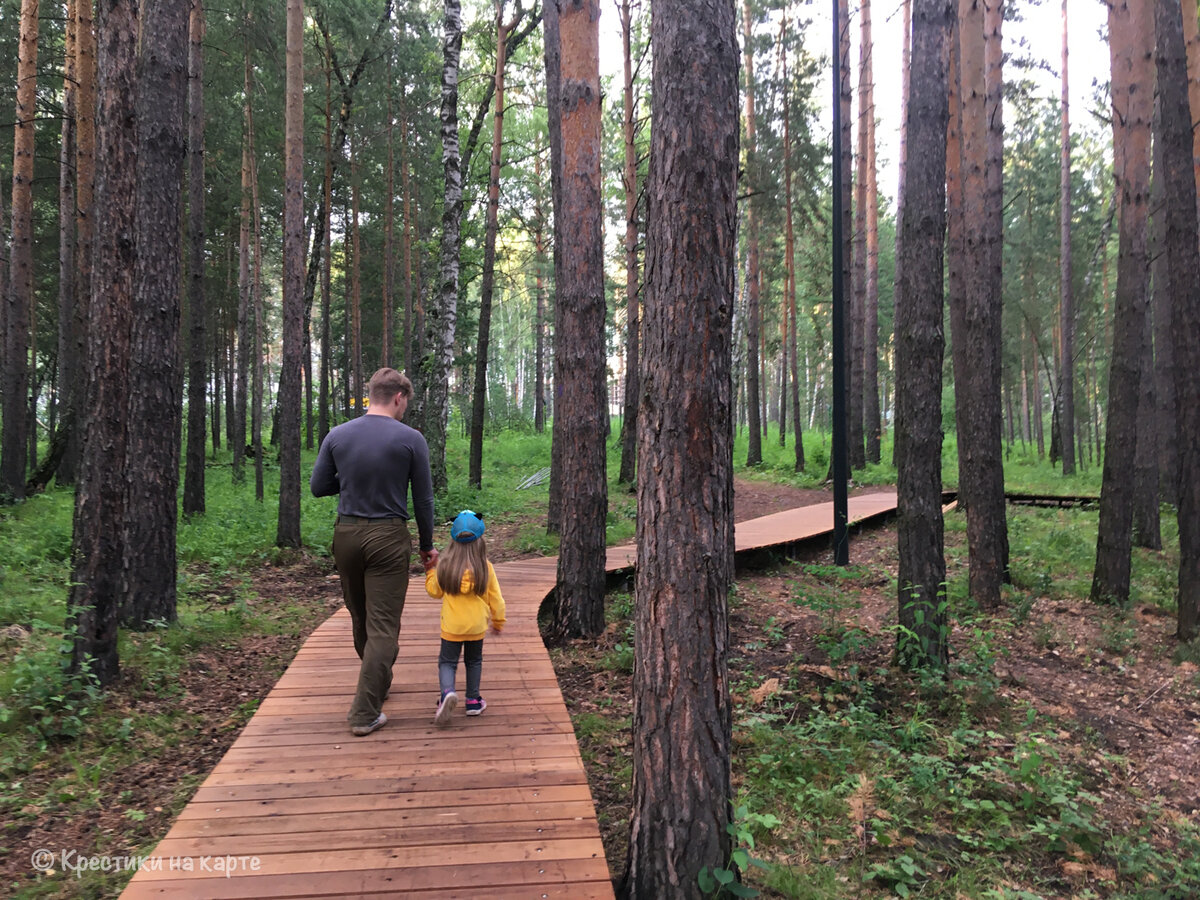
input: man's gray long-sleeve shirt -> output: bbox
[309,415,436,552]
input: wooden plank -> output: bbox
[123,492,897,898]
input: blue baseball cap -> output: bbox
[451,510,485,543]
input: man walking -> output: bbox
[310,368,437,736]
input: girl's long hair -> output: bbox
[436,536,490,597]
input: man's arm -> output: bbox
[310,434,339,497]
[409,434,436,551]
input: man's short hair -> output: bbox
[368,368,412,402]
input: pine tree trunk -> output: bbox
[840,0,858,474]
[1156,0,1200,641]
[350,133,364,415]
[1059,0,1077,476]
[183,0,206,517]
[470,6,513,489]
[551,0,607,641]
[276,0,304,548]
[782,17,804,472]
[617,0,640,484]
[55,0,79,491]
[1093,0,1154,605]
[862,0,882,464]
[621,1,736,893]
[69,0,138,685]
[1132,295,1161,549]
[61,0,96,485]
[233,36,253,484]
[319,53,333,444]
[742,0,763,466]
[952,0,1008,608]
[533,150,547,435]
[895,0,952,668]
[383,55,396,369]
[1152,94,1178,507]
[249,112,265,501]
[122,0,189,628]
[2,0,39,501]
[401,99,414,375]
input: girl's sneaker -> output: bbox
[434,691,457,726]
[465,697,487,716]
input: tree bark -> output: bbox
[1156,0,1200,641]
[742,0,763,466]
[952,0,1008,608]
[350,132,364,415]
[319,50,333,444]
[841,0,861,472]
[1059,0,1077,476]
[862,0,882,464]
[533,149,547,435]
[783,16,804,472]
[55,0,79,490]
[470,3,516,489]
[277,0,304,548]
[617,0,641,484]
[2,0,39,501]
[621,1,737,894]
[122,0,189,628]
[233,32,253,484]
[60,0,97,485]
[428,0,464,496]
[551,0,607,641]
[1092,0,1153,605]
[895,0,952,668]
[69,0,139,685]
[183,0,206,517]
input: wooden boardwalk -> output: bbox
[122,492,897,898]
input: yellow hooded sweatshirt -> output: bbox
[426,562,506,641]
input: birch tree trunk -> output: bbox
[428,0,464,495]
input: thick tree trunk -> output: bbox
[183,0,206,517]
[1156,0,1200,641]
[428,0,464,496]
[2,0,39,501]
[69,0,139,685]
[1092,0,1153,605]
[122,0,189,628]
[621,1,737,894]
[277,0,304,548]
[952,0,1008,608]
[742,0,763,466]
[895,0,952,668]
[551,0,607,641]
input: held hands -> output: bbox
[420,548,439,572]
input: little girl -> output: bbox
[425,510,506,725]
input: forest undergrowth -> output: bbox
[0,427,1196,898]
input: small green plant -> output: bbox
[697,805,777,898]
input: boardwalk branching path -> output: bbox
[122,492,897,898]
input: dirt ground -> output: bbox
[6,478,1198,897]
